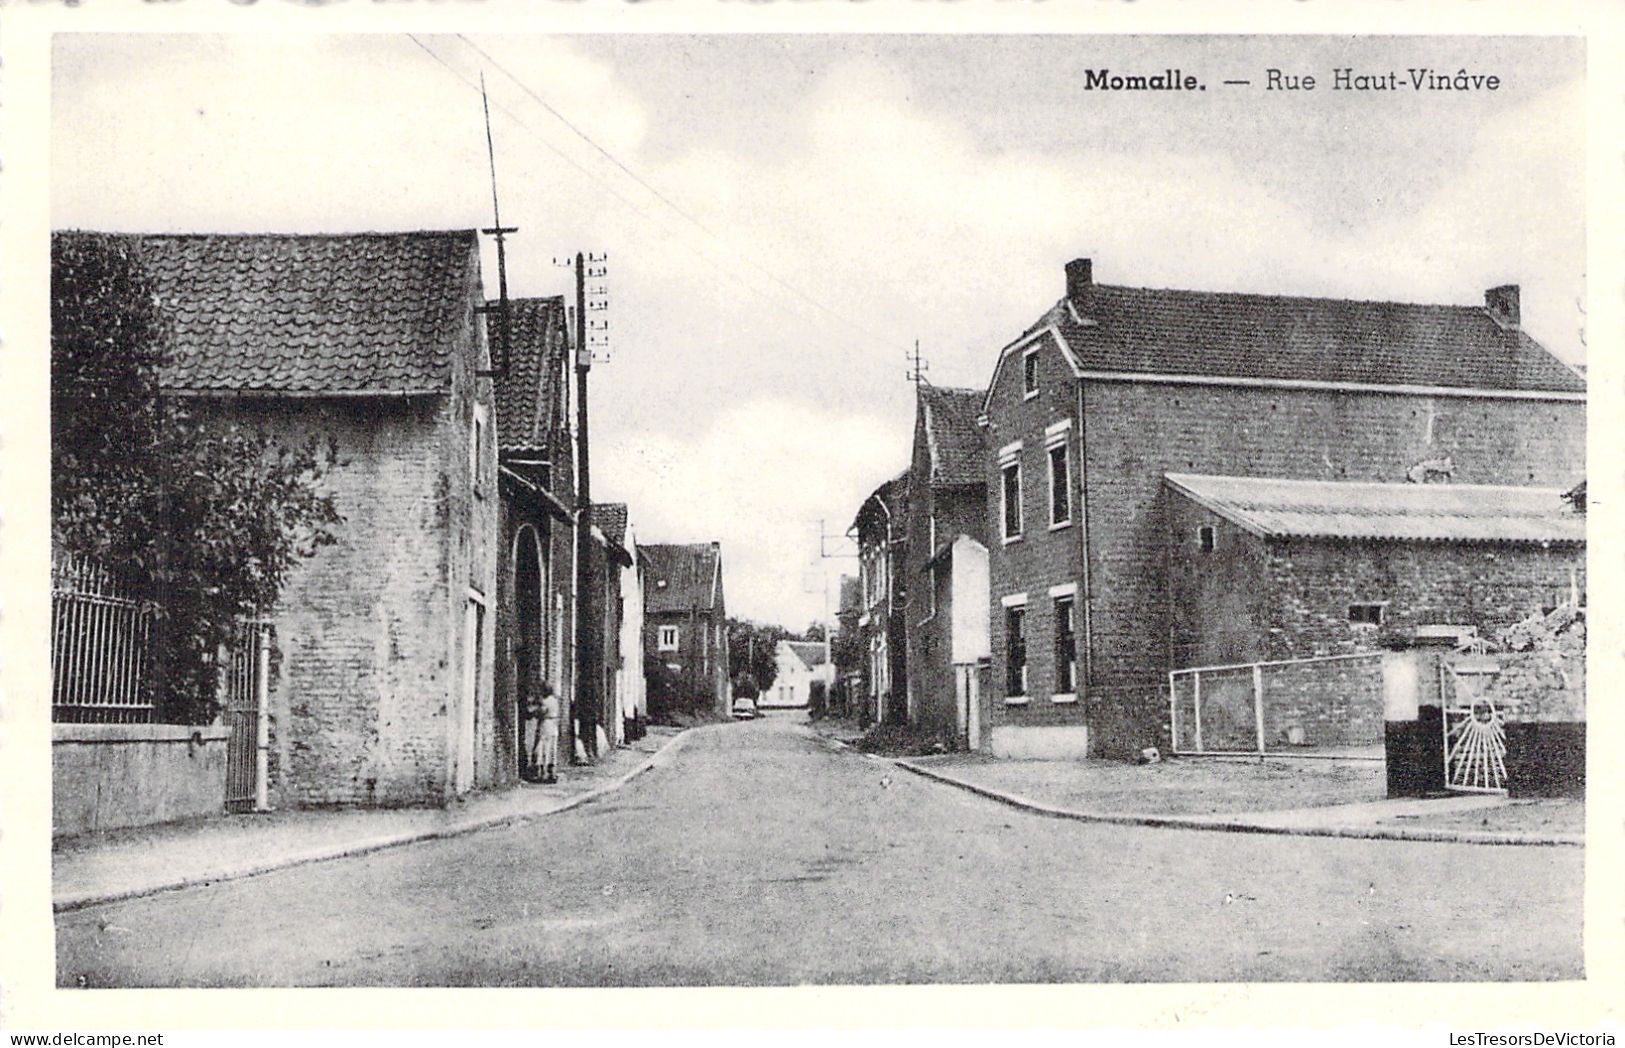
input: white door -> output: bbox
[964,666,981,752]
[457,599,482,794]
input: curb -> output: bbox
[53,729,695,914]
[892,759,1584,849]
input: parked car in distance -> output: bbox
[731,696,759,720]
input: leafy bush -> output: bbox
[52,234,343,723]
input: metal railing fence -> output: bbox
[51,555,156,724]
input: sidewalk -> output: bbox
[53,726,690,912]
[895,753,1584,847]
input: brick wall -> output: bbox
[447,301,501,795]
[1264,539,1584,660]
[903,410,988,736]
[209,255,501,807]
[497,496,569,785]
[982,327,1583,758]
[1083,381,1584,689]
[1166,496,1274,668]
[227,396,459,808]
[644,608,720,712]
[981,330,1087,734]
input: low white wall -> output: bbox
[53,723,231,837]
[989,724,1090,760]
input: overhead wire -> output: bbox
[406,33,910,355]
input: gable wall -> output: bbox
[981,331,1087,734]
[208,396,457,808]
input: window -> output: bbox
[1054,595,1077,697]
[471,402,489,497]
[1048,442,1071,527]
[1001,460,1023,541]
[1005,605,1027,697]
[1198,525,1216,553]
[1022,349,1039,398]
[658,625,679,651]
[1348,603,1385,627]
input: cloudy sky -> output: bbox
[53,34,1585,629]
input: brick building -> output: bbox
[74,230,502,806]
[902,385,991,744]
[585,503,635,750]
[850,471,910,725]
[493,296,577,783]
[1164,474,1586,669]
[978,257,1586,759]
[640,542,732,718]
[832,574,863,717]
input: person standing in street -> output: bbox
[536,681,560,784]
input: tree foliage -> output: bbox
[52,234,343,723]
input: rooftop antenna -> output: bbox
[906,339,930,386]
[475,70,518,378]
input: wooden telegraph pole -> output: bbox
[572,252,599,761]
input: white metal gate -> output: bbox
[1442,661,1507,793]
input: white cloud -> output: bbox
[51,36,1585,626]
[597,397,901,627]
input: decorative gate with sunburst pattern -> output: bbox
[1443,662,1508,793]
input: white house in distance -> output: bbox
[762,640,834,709]
[614,514,647,743]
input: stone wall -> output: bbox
[1265,540,1583,661]
[53,724,231,836]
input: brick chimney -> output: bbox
[1485,284,1520,330]
[1066,258,1093,303]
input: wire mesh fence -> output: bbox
[1170,652,1384,759]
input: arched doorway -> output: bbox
[514,526,544,780]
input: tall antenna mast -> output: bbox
[475,71,518,378]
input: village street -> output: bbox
[56,715,1581,987]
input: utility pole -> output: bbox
[573,251,598,762]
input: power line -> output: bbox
[458,35,911,349]
[406,34,909,355]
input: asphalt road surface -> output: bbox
[56,715,1583,986]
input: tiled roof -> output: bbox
[1044,285,1585,393]
[785,641,829,669]
[1165,473,1585,545]
[639,543,721,614]
[850,468,911,535]
[589,503,629,549]
[57,230,481,394]
[918,384,985,487]
[492,296,569,452]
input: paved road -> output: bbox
[57,715,1582,986]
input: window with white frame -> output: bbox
[471,402,489,498]
[1000,447,1023,542]
[1048,441,1071,527]
[1005,603,1028,697]
[1053,594,1077,697]
[1022,349,1039,398]
[658,625,679,651]
[1198,525,1217,553]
